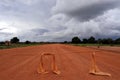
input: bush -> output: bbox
[72,37,81,44]
[10,37,19,43]
[25,41,31,44]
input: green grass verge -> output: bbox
[0,43,42,49]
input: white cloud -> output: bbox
[0,0,120,42]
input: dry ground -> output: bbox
[0,44,120,80]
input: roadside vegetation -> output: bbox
[63,36,120,47]
[0,36,120,49]
[0,43,43,49]
[0,37,46,49]
[70,36,120,47]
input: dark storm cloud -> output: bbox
[53,0,120,21]
[67,1,119,21]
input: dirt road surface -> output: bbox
[0,44,120,80]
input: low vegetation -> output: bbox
[0,43,42,49]
[0,36,120,49]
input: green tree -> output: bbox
[64,41,68,44]
[97,39,102,44]
[115,38,120,44]
[82,38,88,43]
[107,38,113,44]
[10,37,19,43]
[72,37,81,44]
[25,40,31,44]
[101,38,113,44]
[88,36,95,43]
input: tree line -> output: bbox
[71,36,120,44]
[0,36,120,45]
[0,37,19,46]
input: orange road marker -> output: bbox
[89,52,111,76]
[37,53,60,75]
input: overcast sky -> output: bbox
[0,0,120,42]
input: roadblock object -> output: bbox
[37,53,60,75]
[89,52,111,76]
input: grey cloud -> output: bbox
[68,1,119,21]
[0,32,12,35]
[0,32,13,41]
[0,0,55,23]
[53,0,120,21]
[31,28,49,35]
[55,26,67,31]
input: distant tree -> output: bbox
[101,38,113,44]
[97,39,102,44]
[97,39,103,48]
[72,37,81,44]
[10,37,19,43]
[25,40,31,44]
[88,36,95,43]
[0,42,5,46]
[107,38,113,44]
[115,38,120,44]
[82,38,88,43]
[101,39,107,44]
[64,41,68,44]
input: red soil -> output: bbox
[0,44,120,80]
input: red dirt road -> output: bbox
[0,44,120,80]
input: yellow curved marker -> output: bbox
[89,52,111,76]
[37,53,60,75]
